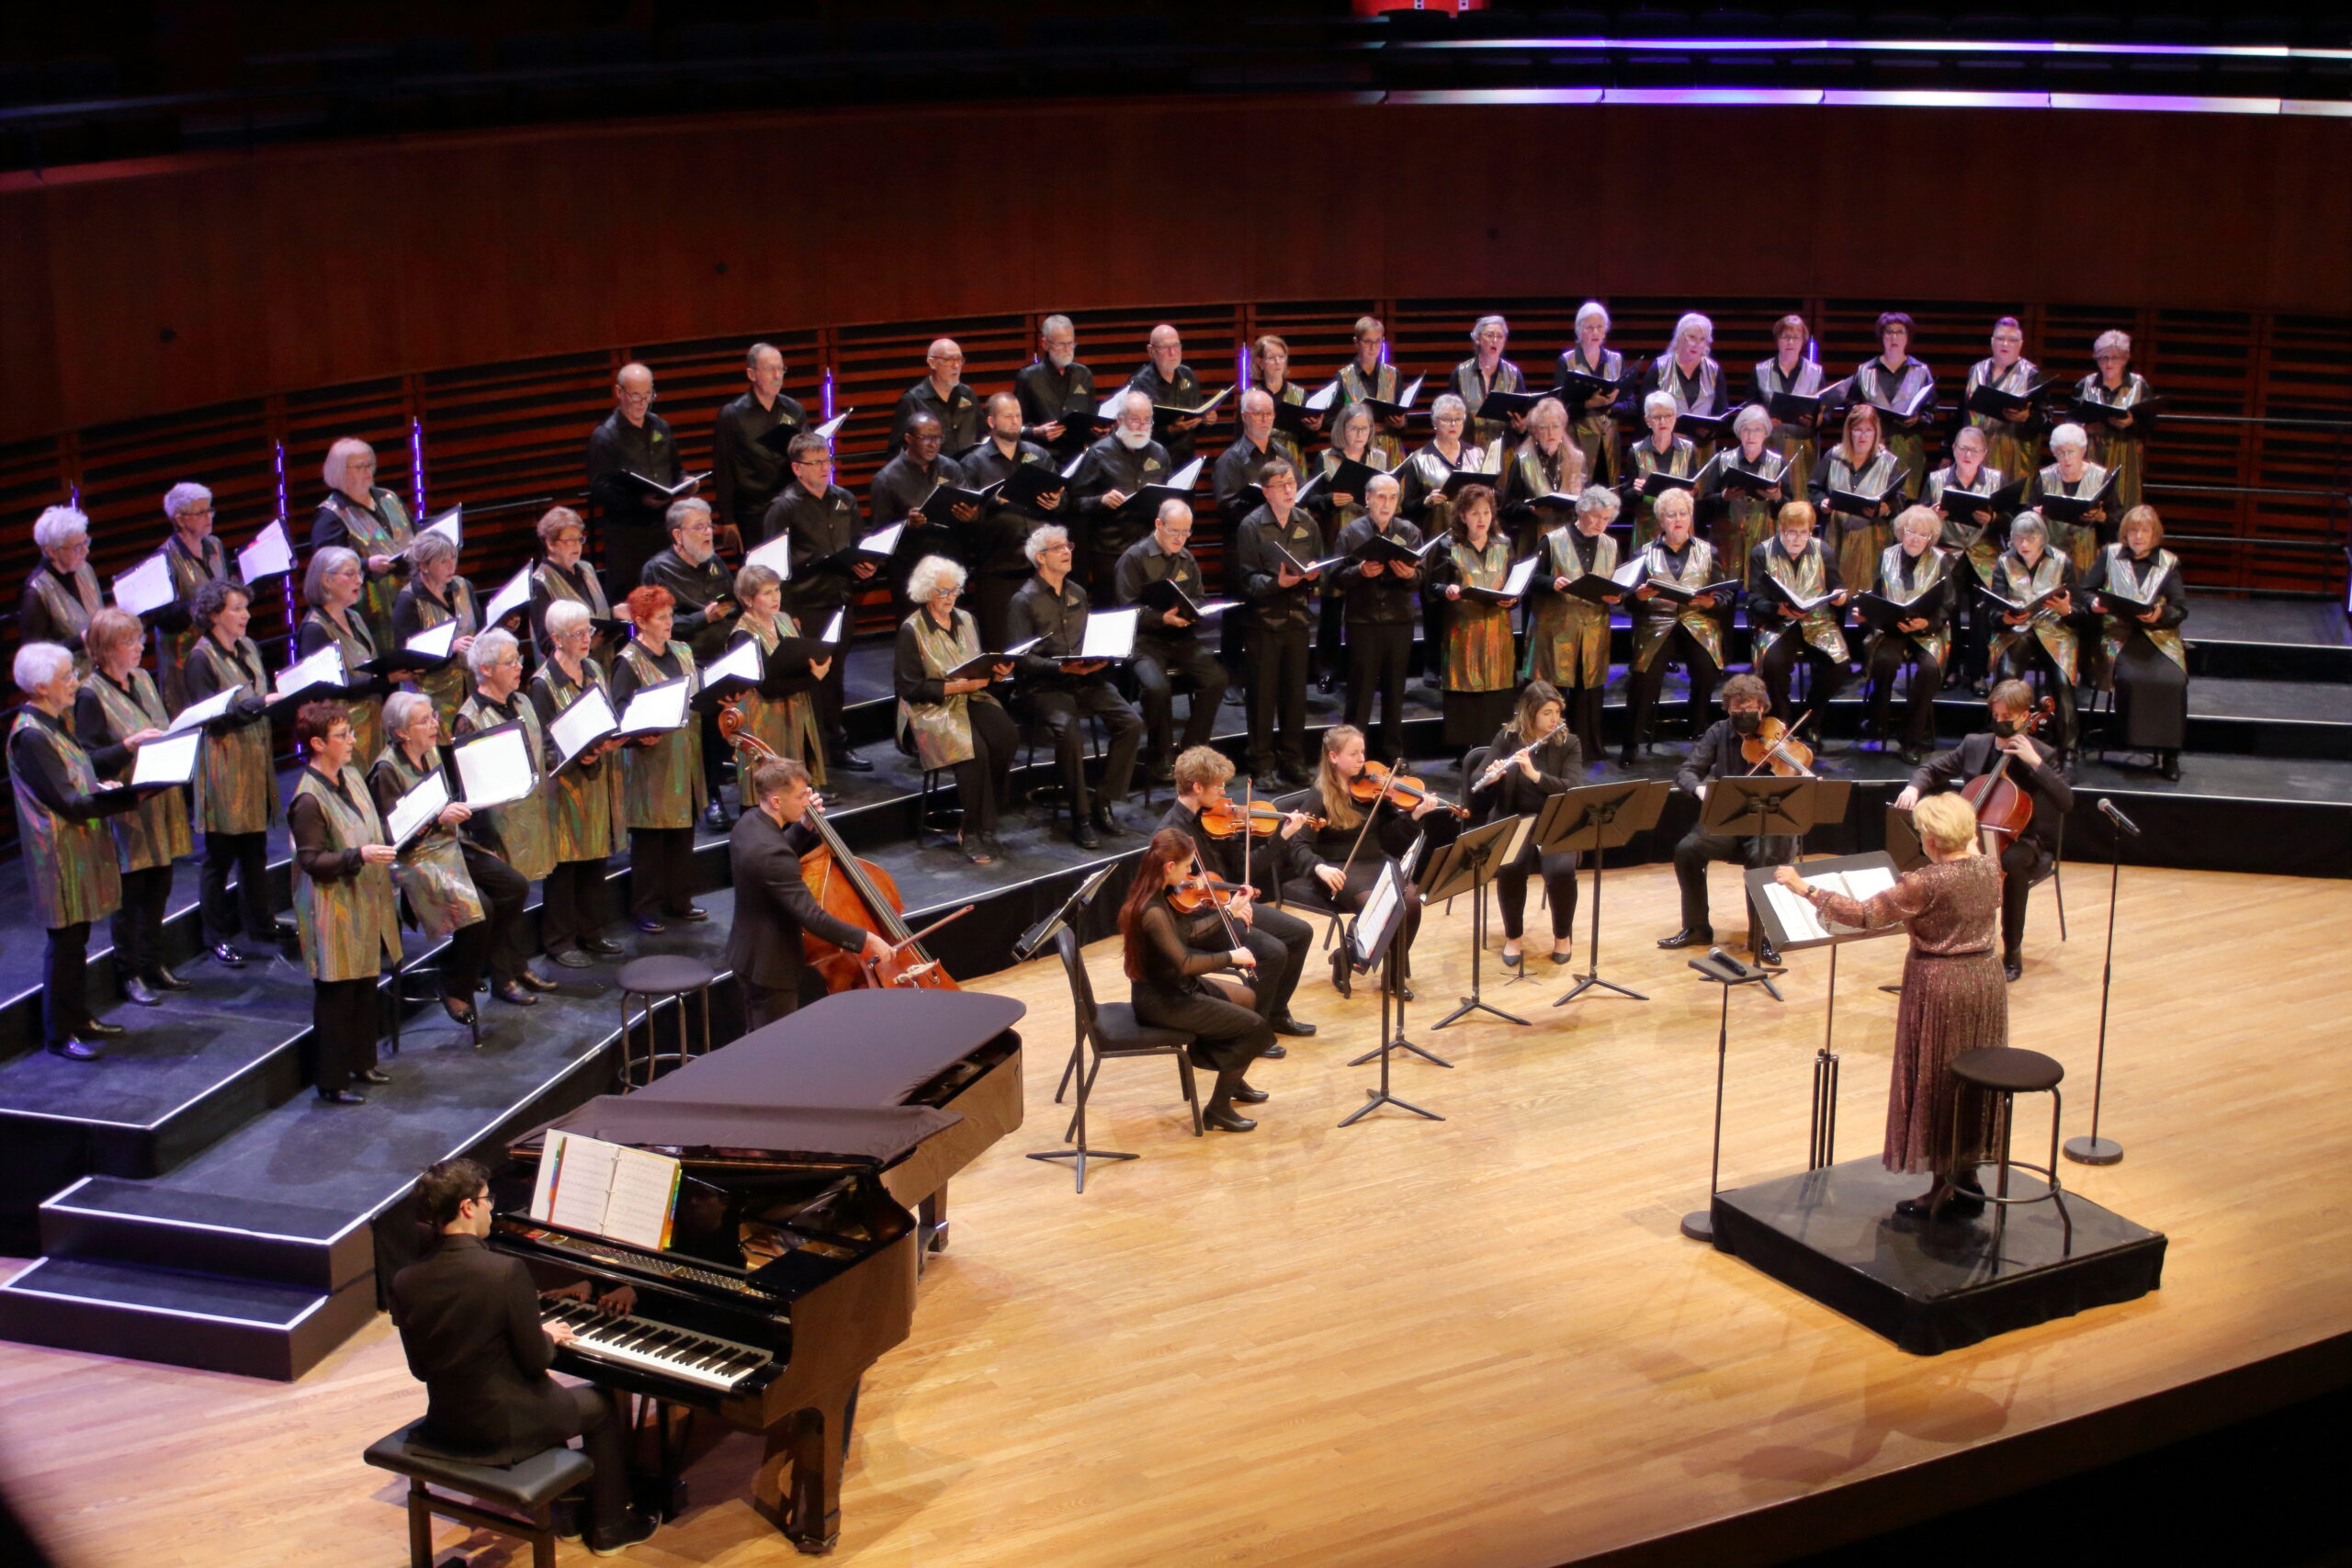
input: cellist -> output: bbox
[1895,679,2073,983]
[726,756,889,1029]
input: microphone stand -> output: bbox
[2064,798,2135,1166]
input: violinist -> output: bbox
[1898,680,2073,982]
[728,758,891,1030]
[1007,525,1143,850]
[1161,746,1320,1041]
[1118,829,1279,1134]
[1744,501,1849,725]
[1865,507,1955,763]
[1467,681,1582,970]
[1286,725,1455,997]
[1657,673,1797,967]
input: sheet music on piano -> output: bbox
[529,1129,684,1251]
[1759,865,1899,945]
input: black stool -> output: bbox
[1950,1045,2073,1241]
[363,1421,591,1568]
[616,953,716,1089]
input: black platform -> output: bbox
[1709,1158,2167,1356]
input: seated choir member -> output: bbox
[152,482,231,708]
[389,1157,656,1555]
[888,337,982,454]
[895,554,1016,865]
[526,504,623,661]
[610,584,707,931]
[729,758,889,1029]
[1984,512,2083,762]
[1813,401,1908,593]
[1119,828,1278,1134]
[1308,402,1394,689]
[1922,423,2006,689]
[583,361,688,597]
[300,545,393,763]
[1014,313,1095,464]
[17,507,104,666]
[1467,680,1583,969]
[1702,404,1792,581]
[1523,485,1623,765]
[1864,506,1956,763]
[1851,312,1938,481]
[288,701,401,1102]
[1006,525,1143,850]
[1287,724,1453,994]
[726,561,829,792]
[1453,313,1524,450]
[1962,316,2041,499]
[710,341,806,553]
[1332,473,1423,765]
[452,629,560,998]
[1622,488,1731,764]
[1132,322,1210,468]
[311,436,413,646]
[1744,500,1850,724]
[1627,391,1700,549]
[390,527,480,729]
[765,434,875,773]
[1332,315,1407,467]
[962,391,1070,651]
[1114,499,1228,784]
[1560,300,1624,485]
[2028,422,2111,576]
[1656,673,1796,966]
[2078,329,2156,512]
[1233,459,1324,791]
[1897,680,2074,982]
[1749,312,1825,498]
[77,610,194,1009]
[2082,505,2189,781]
[530,601,628,969]
[642,496,741,829]
[182,580,286,968]
[1159,745,1323,1040]
[1498,396,1586,557]
[372,691,531,1016]
[11,641,150,1060]
[1424,483,1520,750]
[1072,389,1175,593]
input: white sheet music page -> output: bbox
[452,727,535,807]
[237,522,295,585]
[130,729,201,787]
[820,607,846,644]
[386,767,450,849]
[404,618,459,660]
[601,1146,684,1251]
[271,644,345,702]
[1761,884,1830,944]
[549,685,617,762]
[112,554,175,617]
[743,534,794,579]
[702,637,763,688]
[618,678,690,736]
[164,686,238,735]
[480,566,534,629]
[538,1131,622,1235]
[1080,606,1139,660]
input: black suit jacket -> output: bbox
[389,1233,579,1464]
[727,807,868,991]
[1911,731,2073,851]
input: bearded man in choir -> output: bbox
[1073,389,1176,593]
[1015,313,1092,462]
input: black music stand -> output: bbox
[1698,774,1851,1001]
[1679,947,1781,1244]
[1747,852,1904,1170]
[1018,861,1119,965]
[1339,862,1446,1128]
[1424,813,1534,1030]
[1543,778,1673,1008]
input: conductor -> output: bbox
[729,757,891,1028]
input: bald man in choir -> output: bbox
[958,392,1070,650]
[1072,389,1176,592]
[1014,314,1091,462]
[711,342,808,551]
[584,361,690,596]
[890,338,984,455]
[1130,323,1210,467]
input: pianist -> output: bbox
[389,1158,657,1556]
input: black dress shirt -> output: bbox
[1235,504,1322,631]
[727,807,867,991]
[1007,572,1107,694]
[712,389,808,536]
[1114,536,1207,644]
[639,547,736,660]
[584,410,683,539]
[1129,362,1207,465]
[890,378,984,454]
[1016,359,1099,460]
[763,480,863,624]
[959,436,1067,579]
[1334,515,1426,626]
[1210,435,1281,525]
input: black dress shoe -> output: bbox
[210,942,248,967]
[703,801,729,830]
[551,947,597,970]
[2161,751,2181,782]
[1618,746,1638,768]
[668,904,708,923]
[1204,1103,1258,1133]
[1071,820,1102,851]
[830,750,876,773]
[149,966,190,991]
[588,1506,660,1556]
[1090,804,1130,838]
[1149,760,1176,785]
[441,996,478,1026]
[1269,1014,1316,1038]
[357,1068,391,1085]
[80,1017,128,1038]
[634,915,668,934]
[125,976,163,1008]
[493,980,537,1007]
[1279,766,1313,788]
[1258,1043,1288,1060]
[1755,937,1781,967]
[1252,772,1283,795]
[1229,1083,1270,1104]
[514,969,559,992]
[1397,981,1415,1002]
[49,1038,104,1061]
[316,1088,368,1105]
[1657,927,1713,950]
[2004,957,2023,983]
[580,935,625,956]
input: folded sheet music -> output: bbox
[237,522,295,585]
[530,1129,683,1251]
[130,729,201,788]
[112,554,176,618]
[451,725,537,807]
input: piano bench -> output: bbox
[364,1421,592,1568]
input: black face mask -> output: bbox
[1731,711,1763,736]
[1991,718,2019,739]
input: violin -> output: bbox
[1740,712,1816,777]
[1167,874,1247,914]
[1198,799,1325,839]
[1350,759,1471,819]
[1959,696,2055,851]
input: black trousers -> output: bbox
[311,976,379,1094]
[698,707,729,807]
[1672,828,1796,948]
[741,969,826,1032]
[454,843,530,987]
[628,827,697,919]
[1563,683,1606,769]
[112,863,175,982]
[1496,844,1580,942]
[541,857,606,955]
[1027,683,1142,817]
[560,1384,633,1540]
[1132,980,1273,1077]
[948,698,1020,837]
[1755,633,1849,721]
[201,829,273,944]
[1999,834,2052,963]
[1133,636,1227,762]
[1344,621,1413,761]
[789,596,854,751]
[1246,622,1313,777]
[1628,628,1722,749]
[43,920,94,1046]
[971,572,1024,657]
[1867,638,1945,748]
[1286,857,1424,976]
[1318,588,1347,685]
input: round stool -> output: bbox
[616,954,717,1090]
[1950,1046,2073,1234]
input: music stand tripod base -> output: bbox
[1027,1145,1138,1193]
[2064,1135,2124,1167]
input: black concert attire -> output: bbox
[1015,357,1100,464]
[1332,513,1425,763]
[641,546,740,807]
[1114,534,1228,770]
[525,557,616,660]
[1630,354,1732,423]
[958,434,1069,651]
[1070,434,1175,594]
[1910,732,2074,967]
[1923,460,2007,686]
[1986,548,2085,760]
[1867,546,1954,751]
[889,377,983,455]
[1623,537,1730,756]
[728,807,868,1030]
[1669,719,1799,953]
[527,656,617,961]
[1006,572,1144,823]
[9,705,140,1050]
[1234,502,1323,782]
[2081,543,2189,761]
[1127,896,1274,1079]
[583,409,683,599]
[1159,799,1313,1025]
[1468,724,1584,945]
[389,1232,632,1539]
[1278,787,1431,976]
[1744,536,1850,721]
[764,478,864,758]
[712,389,807,546]
[1129,361,1208,467]
[1210,432,1286,672]
[16,560,104,653]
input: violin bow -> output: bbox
[1332,756,1403,894]
[1188,841,1248,954]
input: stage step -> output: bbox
[0,1254,376,1381]
[37,1176,374,1293]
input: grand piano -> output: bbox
[488,989,1025,1553]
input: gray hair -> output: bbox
[1471,314,1508,340]
[2049,423,2089,455]
[1575,485,1622,523]
[2093,329,2132,357]
[1953,423,1988,450]
[32,505,88,554]
[1673,311,1714,346]
[163,481,213,521]
[1156,498,1193,526]
[2009,512,2049,547]
[1733,404,1772,437]
[1366,473,1402,499]
[408,529,458,570]
[1430,392,1468,421]
[382,690,433,738]
[1023,525,1070,567]
[1332,402,1374,445]
[467,626,521,678]
[1575,300,1610,333]
[664,496,714,533]
[906,553,967,604]
[322,437,375,492]
[1528,396,1567,431]
[745,341,782,373]
[1041,313,1073,338]
[543,600,592,639]
[1643,391,1679,420]
[13,641,74,694]
[305,545,362,608]
[1654,488,1695,524]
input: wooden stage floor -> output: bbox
[4,860,2347,1568]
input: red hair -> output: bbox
[625,584,673,624]
[1119,829,1202,981]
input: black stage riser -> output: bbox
[0,1258,378,1382]
[38,1177,377,1294]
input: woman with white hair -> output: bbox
[1622,488,1731,763]
[299,545,390,762]
[310,436,413,645]
[1628,390,1700,549]
[1864,506,1956,762]
[2075,329,2156,511]
[2027,422,2110,575]
[17,507,106,668]
[1524,485,1623,761]
[11,641,152,1060]
[1701,404,1792,580]
[612,583,707,931]
[1453,313,1525,449]
[529,600,628,967]
[1851,311,1938,481]
[725,560,829,792]
[1984,511,2082,760]
[1498,396,1587,557]
[1397,391,1498,543]
[77,609,195,1008]
[1922,423,2008,689]
[896,554,1016,864]
[1559,301,1627,486]
[1633,312,1729,442]
[368,689,514,1021]
[1749,313,1825,497]
[2081,505,2189,779]
[390,527,481,728]
[183,579,284,967]
[1743,501,1850,724]
[150,481,231,708]
[453,627,560,995]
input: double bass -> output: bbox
[717,703,961,993]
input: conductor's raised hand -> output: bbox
[1771,864,1809,893]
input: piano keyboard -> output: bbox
[540,1300,771,1392]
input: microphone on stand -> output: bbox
[2097,797,2142,838]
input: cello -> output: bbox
[1957,695,2056,848]
[717,703,964,992]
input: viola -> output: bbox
[1198,799,1325,839]
[1350,760,1471,819]
[1959,696,2056,852]
[1740,714,1815,777]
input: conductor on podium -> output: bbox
[1657,673,1798,965]
[729,757,889,1029]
